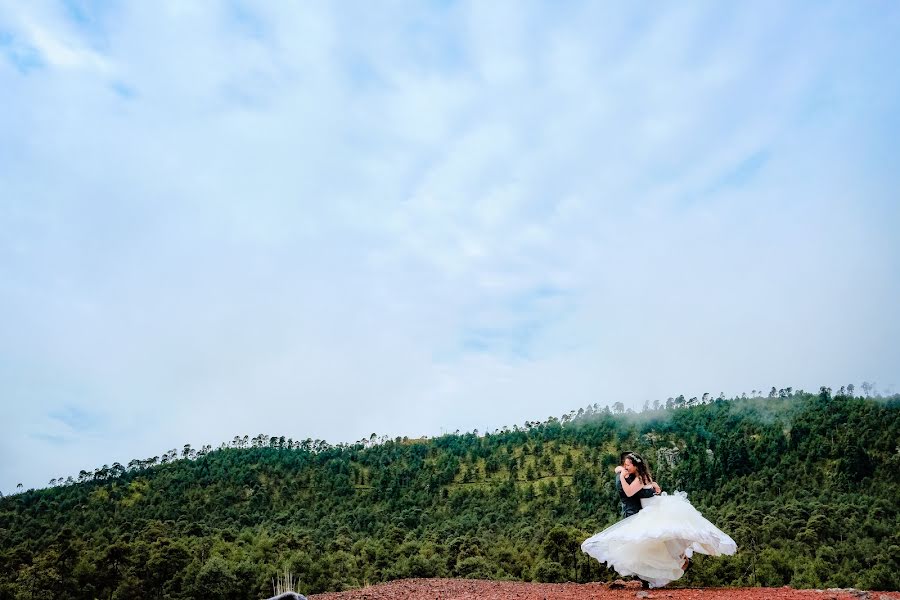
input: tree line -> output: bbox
[1,387,898,598]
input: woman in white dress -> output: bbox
[581,452,737,588]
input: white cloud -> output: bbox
[1,1,898,492]
[0,2,111,73]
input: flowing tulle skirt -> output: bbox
[581,491,737,588]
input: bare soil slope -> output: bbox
[309,578,899,600]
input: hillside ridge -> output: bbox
[2,391,898,597]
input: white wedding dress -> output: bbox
[581,491,737,588]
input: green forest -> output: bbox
[2,388,899,598]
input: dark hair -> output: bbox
[622,451,655,485]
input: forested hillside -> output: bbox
[2,389,898,598]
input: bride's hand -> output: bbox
[614,466,624,474]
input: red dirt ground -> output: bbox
[309,578,900,600]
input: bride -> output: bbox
[581,451,737,588]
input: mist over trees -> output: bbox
[1,387,898,598]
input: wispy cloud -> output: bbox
[49,404,102,432]
[1,1,898,492]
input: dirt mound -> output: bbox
[309,578,899,600]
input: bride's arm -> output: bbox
[619,471,644,497]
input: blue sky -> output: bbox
[1,1,898,493]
